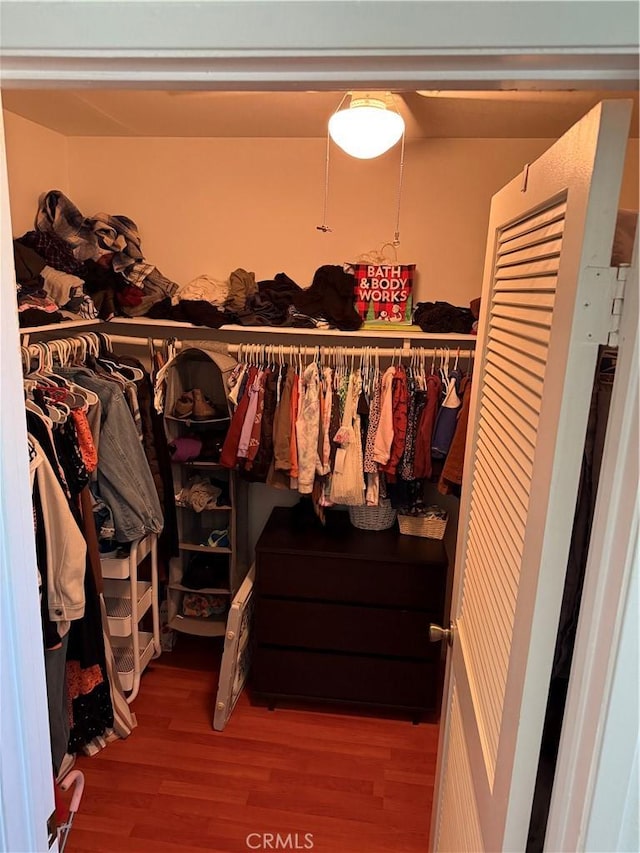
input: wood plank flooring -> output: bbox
[65,636,438,853]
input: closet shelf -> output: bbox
[112,632,156,692]
[19,318,102,336]
[172,460,225,470]
[169,582,230,595]
[165,414,230,426]
[106,316,477,342]
[104,579,153,637]
[176,502,232,511]
[169,613,227,637]
[179,542,232,554]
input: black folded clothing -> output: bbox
[413,301,474,334]
[293,265,362,331]
[182,554,229,590]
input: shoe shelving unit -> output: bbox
[162,348,249,639]
[101,533,161,702]
[166,410,251,636]
[167,457,249,637]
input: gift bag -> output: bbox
[347,245,415,325]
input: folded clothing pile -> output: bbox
[148,265,363,332]
[175,475,230,512]
[413,299,481,334]
[13,236,98,327]
[182,553,229,591]
[15,190,180,323]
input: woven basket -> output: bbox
[348,501,397,531]
[398,513,447,539]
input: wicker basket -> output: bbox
[348,501,397,531]
[398,512,447,539]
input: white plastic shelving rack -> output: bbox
[101,533,162,702]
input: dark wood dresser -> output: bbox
[251,506,449,719]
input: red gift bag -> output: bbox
[346,249,415,325]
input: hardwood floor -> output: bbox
[64,636,438,853]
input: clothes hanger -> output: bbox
[25,397,54,429]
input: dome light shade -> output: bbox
[328,96,405,159]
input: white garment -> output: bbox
[29,436,87,634]
[318,367,333,476]
[172,274,229,307]
[365,471,380,506]
[329,373,365,506]
[296,363,321,494]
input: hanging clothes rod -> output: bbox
[102,336,474,359]
[227,344,475,359]
[23,332,476,361]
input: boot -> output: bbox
[172,390,194,418]
[192,389,220,420]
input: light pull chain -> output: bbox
[316,129,332,233]
[393,128,406,247]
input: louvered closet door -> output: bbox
[430,100,632,853]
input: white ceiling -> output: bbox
[2,89,638,139]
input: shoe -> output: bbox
[173,391,194,418]
[192,389,221,420]
[206,529,230,549]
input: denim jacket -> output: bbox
[63,368,164,542]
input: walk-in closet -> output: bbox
[1,65,638,853]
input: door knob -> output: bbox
[429,622,454,647]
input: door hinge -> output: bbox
[580,266,626,345]
[609,264,628,347]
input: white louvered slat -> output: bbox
[494,257,559,279]
[489,327,549,367]
[475,441,528,529]
[495,238,562,266]
[484,364,542,415]
[493,290,556,310]
[481,387,538,453]
[471,462,526,568]
[470,483,523,573]
[486,345,545,394]
[477,425,532,496]
[457,206,561,787]
[437,682,485,853]
[483,394,537,457]
[499,200,567,241]
[492,303,554,329]
[479,420,534,481]
[484,373,542,428]
[498,220,564,255]
[466,533,517,630]
[490,314,551,345]
[494,274,558,293]
[487,337,546,381]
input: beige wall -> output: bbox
[64,136,559,306]
[3,111,70,236]
[5,119,638,307]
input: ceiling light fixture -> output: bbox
[328,93,405,159]
[317,92,406,243]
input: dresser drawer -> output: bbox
[255,598,440,659]
[256,552,446,610]
[251,647,438,710]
